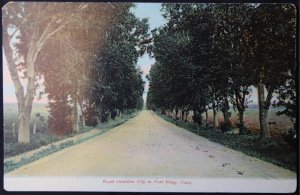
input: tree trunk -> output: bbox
[108,112,111,121]
[18,113,31,144]
[161,108,166,115]
[257,81,270,139]
[18,62,35,143]
[222,97,231,128]
[222,111,228,126]
[79,102,86,129]
[72,97,79,133]
[235,87,248,134]
[33,121,37,134]
[238,110,245,132]
[205,110,208,126]
[175,109,179,120]
[4,8,69,143]
[12,122,16,138]
[4,30,30,144]
[239,111,244,126]
[96,117,101,126]
[82,116,86,129]
[213,102,218,129]
[184,111,187,122]
[193,109,202,126]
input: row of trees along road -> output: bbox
[3,2,150,143]
[146,3,297,139]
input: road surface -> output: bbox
[5,110,296,178]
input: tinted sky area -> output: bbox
[3,3,260,104]
[132,3,166,101]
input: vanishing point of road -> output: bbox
[5,110,296,178]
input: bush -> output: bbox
[220,123,231,132]
[59,140,74,149]
[237,123,248,135]
[282,128,297,151]
[111,110,117,120]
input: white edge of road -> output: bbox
[4,176,297,193]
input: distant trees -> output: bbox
[147,3,296,139]
[3,2,148,142]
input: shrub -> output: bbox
[59,140,74,149]
[282,128,297,151]
[220,122,231,132]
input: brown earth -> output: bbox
[5,110,296,178]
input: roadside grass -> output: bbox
[4,112,139,173]
[158,113,297,172]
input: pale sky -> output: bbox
[133,3,166,101]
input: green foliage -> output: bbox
[147,3,296,136]
[29,3,149,134]
[59,140,74,149]
[86,4,148,123]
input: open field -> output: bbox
[3,103,49,132]
[211,107,293,138]
[174,106,293,139]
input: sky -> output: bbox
[133,3,166,101]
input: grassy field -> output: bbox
[4,103,49,133]
[181,106,294,139]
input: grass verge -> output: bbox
[4,112,138,174]
[158,113,297,172]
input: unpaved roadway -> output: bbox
[5,110,296,178]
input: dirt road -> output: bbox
[5,110,296,178]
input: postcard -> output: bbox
[2,1,298,193]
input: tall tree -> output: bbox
[3,2,92,143]
[3,2,141,140]
[87,3,149,124]
[244,4,296,138]
[211,4,255,132]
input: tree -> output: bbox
[39,3,127,134]
[148,3,296,139]
[3,2,145,140]
[3,2,93,143]
[86,3,149,124]
[36,38,74,135]
[211,4,255,132]
[244,4,296,138]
